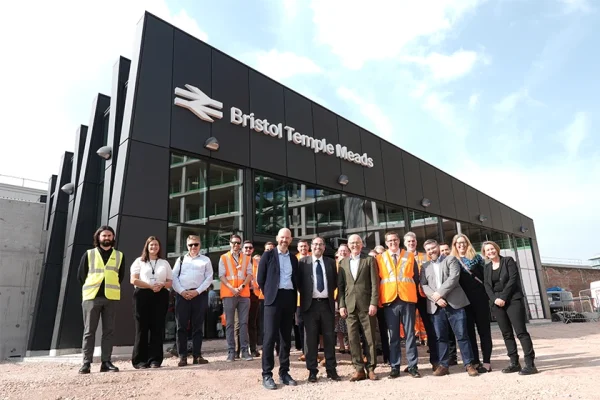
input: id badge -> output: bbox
[149,277,157,285]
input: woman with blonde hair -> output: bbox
[482,241,537,375]
[451,233,492,373]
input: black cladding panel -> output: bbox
[284,89,316,183]
[337,118,365,197]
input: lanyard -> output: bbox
[149,260,157,276]
[457,257,483,285]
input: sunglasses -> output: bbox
[243,246,253,250]
[188,243,200,247]
[231,241,241,245]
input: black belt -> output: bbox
[312,298,328,302]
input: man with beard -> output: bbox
[77,226,125,374]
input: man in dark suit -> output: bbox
[257,228,298,390]
[338,234,379,382]
[297,236,341,383]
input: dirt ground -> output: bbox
[1,322,599,400]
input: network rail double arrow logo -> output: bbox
[174,84,223,122]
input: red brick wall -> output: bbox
[542,266,600,296]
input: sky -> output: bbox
[1,0,598,261]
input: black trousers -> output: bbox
[416,295,438,364]
[492,298,535,365]
[248,292,260,352]
[132,288,169,366]
[262,289,296,378]
[294,306,305,351]
[376,307,390,363]
[465,294,493,364]
[303,299,336,373]
[175,291,208,358]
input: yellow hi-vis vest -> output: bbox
[82,248,123,300]
[376,250,417,306]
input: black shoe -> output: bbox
[519,365,538,375]
[327,370,342,381]
[263,376,277,390]
[448,358,458,366]
[178,357,188,367]
[234,352,240,360]
[150,362,161,368]
[193,356,209,365]
[308,372,318,383]
[389,368,400,379]
[133,362,148,369]
[407,366,421,378]
[502,363,522,373]
[78,362,91,374]
[100,361,119,372]
[279,373,297,386]
[252,350,261,357]
[476,364,491,373]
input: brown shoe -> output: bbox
[298,355,306,362]
[349,370,367,382]
[466,364,479,377]
[367,370,379,381]
[432,366,449,376]
[432,364,439,372]
[362,355,368,364]
[320,358,326,367]
[317,355,324,363]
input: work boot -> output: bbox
[193,356,209,365]
[78,362,91,374]
[242,349,253,361]
[433,366,449,376]
[519,360,538,375]
[178,357,188,367]
[502,363,522,373]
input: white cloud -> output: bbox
[561,112,589,158]
[402,50,480,82]
[0,0,207,183]
[247,50,322,81]
[559,0,592,13]
[468,93,480,110]
[493,88,543,122]
[422,92,468,139]
[310,0,484,69]
[282,0,300,19]
[336,86,393,140]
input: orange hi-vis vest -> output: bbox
[251,259,264,300]
[220,251,251,298]
[296,252,310,307]
[334,260,339,300]
[377,250,418,306]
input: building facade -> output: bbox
[28,12,550,354]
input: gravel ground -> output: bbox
[1,322,599,400]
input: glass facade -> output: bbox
[515,237,544,319]
[408,210,440,247]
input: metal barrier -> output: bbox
[551,293,600,323]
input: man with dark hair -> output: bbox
[77,226,125,374]
[264,242,275,251]
[220,234,253,362]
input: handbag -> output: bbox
[456,257,484,285]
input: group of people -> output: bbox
[76,225,538,391]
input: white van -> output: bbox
[590,281,600,311]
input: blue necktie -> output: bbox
[316,259,324,292]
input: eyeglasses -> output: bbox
[456,242,467,246]
[231,241,241,245]
[386,239,400,243]
[188,243,200,248]
[243,246,253,250]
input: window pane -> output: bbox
[407,210,439,250]
[316,189,343,250]
[441,219,457,248]
[287,182,317,239]
[255,174,286,236]
[207,164,243,234]
[364,201,387,250]
[385,206,406,231]
[169,155,208,224]
[515,237,543,319]
[342,195,366,239]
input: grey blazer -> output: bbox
[420,255,470,314]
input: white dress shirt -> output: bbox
[312,256,328,298]
[172,253,214,295]
[349,254,361,280]
[130,257,173,287]
[432,257,443,287]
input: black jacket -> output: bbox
[257,248,298,306]
[483,255,523,302]
[296,255,337,314]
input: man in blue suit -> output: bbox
[257,228,298,390]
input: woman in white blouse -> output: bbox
[130,236,173,368]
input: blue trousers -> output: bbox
[384,298,418,369]
[431,305,474,368]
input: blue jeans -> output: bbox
[384,299,418,369]
[431,305,474,368]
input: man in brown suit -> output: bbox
[338,234,379,381]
